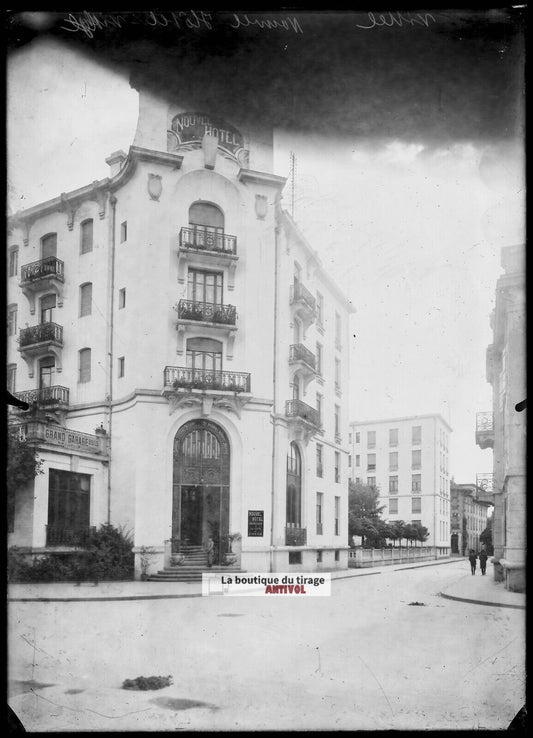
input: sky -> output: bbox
[6,10,525,483]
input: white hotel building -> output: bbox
[7,77,354,578]
[350,414,452,555]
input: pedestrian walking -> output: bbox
[479,550,488,575]
[206,537,214,568]
[468,549,477,575]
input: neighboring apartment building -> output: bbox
[450,482,493,556]
[7,77,354,577]
[350,414,452,555]
[476,244,525,592]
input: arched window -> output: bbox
[40,294,56,324]
[41,233,57,260]
[39,356,56,389]
[287,442,302,528]
[79,282,92,317]
[186,338,222,372]
[189,202,224,230]
[80,219,93,254]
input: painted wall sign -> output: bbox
[21,421,105,454]
[170,112,245,160]
[248,510,264,537]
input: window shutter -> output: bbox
[81,220,93,254]
[79,349,91,382]
[42,234,57,259]
[80,283,92,316]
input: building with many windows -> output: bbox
[7,77,354,578]
[450,482,493,556]
[476,244,525,592]
[350,414,452,555]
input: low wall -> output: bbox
[348,546,439,568]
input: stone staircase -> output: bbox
[148,544,244,582]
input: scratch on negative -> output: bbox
[462,637,519,680]
[32,690,152,719]
[19,634,56,659]
[356,655,394,717]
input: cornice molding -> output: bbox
[238,169,287,189]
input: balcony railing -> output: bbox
[476,473,494,493]
[176,299,236,325]
[290,280,316,313]
[179,226,237,255]
[285,526,307,546]
[19,322,63,348]
[46,525,96,547]
[14,385,69,408]
[20,257,64,283]
[475,411,494,450]
[285,399,321,428]
[289,343,316,370]
[164,366,251,393]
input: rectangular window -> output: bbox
[47,469,91,544]
[348,454,352,467]
[335,311,341,348]
[389,498,398,515]
[316,443,323,478]
[118,356,125,377]
[389,476,398,494]
[412,497,422,514]
[120,221,127,242]
[41,233,57,259]
[334,358,341,391]
[188,268,223,304]
[7,364,16,394]
[7,305,17,336]
[80,219,93,254]
[316,393,322,424]
[316,342,323,375]
[367,430,376,448]
[335,550,340,562]
[334,496,340,535]
[334,451,340,483]
[389,428,398,446]
[412,450,421,469]
[367,453,376,471]
[334,405,341,441]
[119,288,126,309]
[316,492,323,534]
[355,432,360,444]
[367,476,376,487]
[316,291,324,328]
[412,520,422,527]
[289,551,302,565]
[317,550,323,563]
[9,248,18,277]
[412,474,421,491]
[79,283,92,317]
[389,451,398,471]
[40,294,56,324]
[79,348,91,383]
[412,425,422,445]
[355,454,360,467]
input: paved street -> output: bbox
[8,560,525,731]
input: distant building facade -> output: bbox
[350,414,452,555]
[7,78,354,577]
[476,244,525,592]
[450,482,493,556]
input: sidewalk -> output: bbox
[7,558,525,609]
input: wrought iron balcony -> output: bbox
[175,299,237,326]
[475,411,494,450]
[46,525,96,547]
[285,399,321,429]
[14,385,69,410]
[20,257,64,284]
[19,322,63,350]
[289,343,316,371]
[164,366,251,393]
[285,526,307,546]
[179,226,237,255]
[290,280,317,327]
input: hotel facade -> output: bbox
[350,414,452,555]
[7,78,354,578]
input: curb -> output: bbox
[439,592,525,610]
[8,592,203,603]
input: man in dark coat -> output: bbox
[478,549,488,575]
[468,550,477,575]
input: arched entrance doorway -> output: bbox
[173,419,230,564]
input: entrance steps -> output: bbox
[147,544,243,582]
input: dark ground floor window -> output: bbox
[48,469,91,540]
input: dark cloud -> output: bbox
[6,8,525,144]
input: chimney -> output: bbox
[106,150,128,177]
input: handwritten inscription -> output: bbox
[60,10,304,37]
[356,11,436,29]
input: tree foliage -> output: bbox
[7,425,44,496]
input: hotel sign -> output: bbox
[171,112,245,160]
[248,510,264,537]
